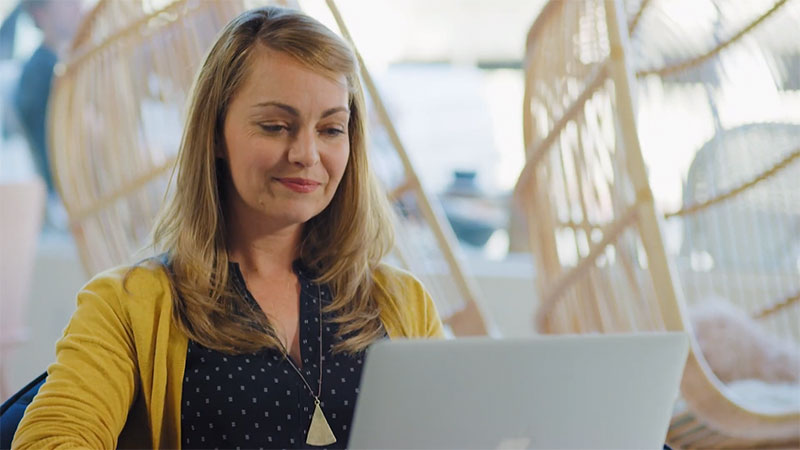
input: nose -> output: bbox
[287,128,320,167]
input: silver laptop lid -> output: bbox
[349,332,689,450]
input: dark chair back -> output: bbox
[0,372,47,449]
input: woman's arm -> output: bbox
[375,265,445,339]
[419,283,445,338]
[12,274,139,449]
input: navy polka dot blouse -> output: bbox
[181,262,381,449]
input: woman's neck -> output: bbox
[227,221,302,278]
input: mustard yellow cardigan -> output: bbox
[12,263,444,449]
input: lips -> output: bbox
[276,177,321,193]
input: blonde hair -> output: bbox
[150,6,394,354]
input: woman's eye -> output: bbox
[320,127,345,137]
[259,124,288,134]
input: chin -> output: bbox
[273,208,323,226]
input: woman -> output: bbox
[13,6,443,449]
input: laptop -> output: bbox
[349,332,689,449]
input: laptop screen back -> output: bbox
[349,332,689,449]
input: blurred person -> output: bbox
[12,6,443,449]
[1,5,23,140]
[12,0,82,227]
[0,5,22,60]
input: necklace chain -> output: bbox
[232,263,325,401]
[233,264,335,445]
[283,283,324,401]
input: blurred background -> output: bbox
[0,0,548,396]
[0,0,798,447]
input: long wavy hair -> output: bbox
[149,6,395,354]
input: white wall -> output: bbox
[5,232,88,398]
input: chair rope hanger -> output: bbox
[516,0,800,447]
[49,0,491,336]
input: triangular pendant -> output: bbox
[306,401,337,446]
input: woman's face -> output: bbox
[221,46,351,231]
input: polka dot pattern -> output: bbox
[181,262,383,449]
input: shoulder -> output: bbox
[372,263,444,339]
[372,263,436,310]
[83,259,171,298]
[77,259,173,322]
[372,263,424,295]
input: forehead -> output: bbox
[235,46,349,110]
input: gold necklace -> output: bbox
[281,284,336,446]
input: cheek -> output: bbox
[226,133,275,173]
[323,143,350,186]
[332,150,350,186]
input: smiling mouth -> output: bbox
[276,178,321,193]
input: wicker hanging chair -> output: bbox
[678,122,800,343]
[49,0,490,336]
[516,0,800,447]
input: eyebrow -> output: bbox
[252,101,349,119]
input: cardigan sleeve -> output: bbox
[417,277,445,338]
[375,265,445,339]
[12,270,140,449]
